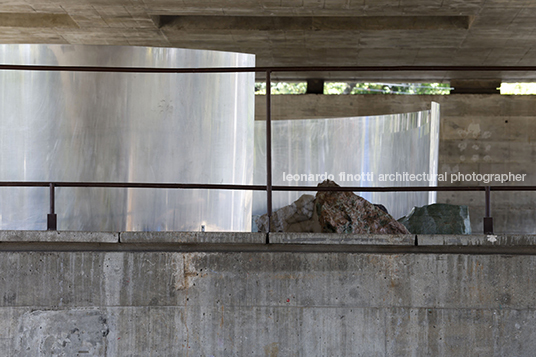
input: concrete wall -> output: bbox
[256,94,536,234]
[1,231,536,356]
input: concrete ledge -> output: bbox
[120,231,266,244]
[0,230,118,243]
[2,231,536,247]
[269,232,415,245]
[418,234,536,246]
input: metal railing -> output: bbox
[1,64,536,235]
[1,181,535,234]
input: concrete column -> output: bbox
[450,79,501,94]
[306,79,325,94]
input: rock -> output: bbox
[315,180,410,234]
[256,181,411,234]
[374,204,389,214]
[398,203,471,234]
[251,215,261,232]
[256,194,321,233]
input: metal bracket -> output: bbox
[47,213,57,231]
[483,217,493,234]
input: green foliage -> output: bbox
[255,81,536,95]
[255,82,307,95]
[500,83,536,95]
[324,82,349,94]
[326,82,451,95]
[255,81,451,95]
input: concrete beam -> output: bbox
[0,13,79,28]
[418,234,536,246]
[157,15,473,31]
[270,233,414,245]
[0,230,118,243]
[120,231,266,244]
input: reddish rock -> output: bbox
[315,180,410,234]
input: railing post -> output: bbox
[266,70,272,241]
[483,186,493,234]
[47,183,57,230]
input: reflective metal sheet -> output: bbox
[254,103,440,220]
[0,44,255,231]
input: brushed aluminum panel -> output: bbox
[0,44,255,231]
[254,104,440,220]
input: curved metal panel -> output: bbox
[254,104,440,220]
[0,44,255,231]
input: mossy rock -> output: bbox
[398,203,471,234]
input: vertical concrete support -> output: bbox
[450,79,501,94]
[306,78,325,94]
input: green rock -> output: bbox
[398,203,471,234]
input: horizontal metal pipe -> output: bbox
[272,185,488,192]
[489,186,536,191]
[1,64,536,74]
[2,182,536,192]
[0,182,266,190]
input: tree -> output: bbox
[256,81,451,95]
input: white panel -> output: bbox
[254,104,440,220]
[0,44,255,231]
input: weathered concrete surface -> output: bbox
[418,234,536,246]
[257,94,536,234]
[3,231,536,247]
[15,309,109,356]
[0,232,536,355]
[270,232,414,245]
[1,1,536,76]
[120,231,266,244]
[0,230,118,243]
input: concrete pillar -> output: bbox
[306,79,325,94]
[450,79,501,94]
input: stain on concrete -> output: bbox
[264,342,279,357]
[3,292,16,305]
[15,308,109,356]
[349,288,360,299]
[172,253,206,291]
[459,123,481,138]
[103,253,123,306]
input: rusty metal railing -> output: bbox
[2,181,535,235]
[2,64,536,235]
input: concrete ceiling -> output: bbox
[1,1,536,81]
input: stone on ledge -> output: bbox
[256,194,321,233]
[398,203,471,234]
[315,180,410,234]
